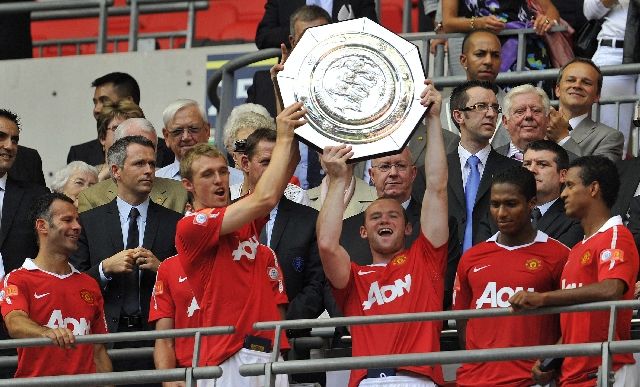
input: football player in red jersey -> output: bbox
[510,156,639,386]
[316,79,448,387]
[174,102,305,387]
[0,192,112,378]
[453,166,569,386]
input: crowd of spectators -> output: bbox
[0,1,638,386]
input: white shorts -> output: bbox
[358,373,436,387]
[197,348,289,387]
[613,363,640,387]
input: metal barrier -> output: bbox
[0,0,208,56]
[0,0,112,54]
[0,326,234,386]
[242,300,640,387]
[0,301,639,385]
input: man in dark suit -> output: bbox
[612,157,640,222]
[0,110,49,274]
[248,5,331,118]
[0,109,49,378]
[255,0,377,50]
[445,80,519,253]
[546,58,624,162]
[70,136,181,377]
[339,147,461,309]
[477,140,583,248]
[9,145,45,186]
[67,72,173,168]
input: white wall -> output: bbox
[0,44,255,183]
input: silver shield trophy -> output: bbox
[277,17,426,161]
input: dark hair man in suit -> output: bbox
[446,80,519,253]
[70,136,182,379]
[546,57,624,162]
[67,72,173,168]
[477,140,583,247]
[0,109,49,377]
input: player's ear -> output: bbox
[359,225,368,239]
[404,221,413,236]
[35,218,48,235]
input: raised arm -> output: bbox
[316,145,355,290]
[420,80,449,248]
[221,103,304,235]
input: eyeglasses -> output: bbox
[459,103,502,114]
[168,126,205,138]
[372,162,410,172]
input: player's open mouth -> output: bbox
[214,188,225,196]
[378,228,393,236]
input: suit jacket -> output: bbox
[260,198,325,327]
[447,149,520,247]
[0,178,49,274]
[246,70,277,118]
[626,196,640,255]
[8,145,45,186]
[307,177,377,219]
[569,116,624,161]
[70,199,182,333]
[77,177,188,214]
[67,138,175,168]
[337,197,461,309]
[613,157,640,220]
[408,124,461,166]
[476,198,584,248]
[255,0,378,49]
[495,140,582,161]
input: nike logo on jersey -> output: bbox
[473,265,491,273]
[178,276,187,283]
[358,270,376,275]
[34,292,50,299]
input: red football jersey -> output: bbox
[453,231,569,387]
[149,255,200,367]
[175,207,289,366]
[0,259,108,378]
[333,233,446,387]
[559,217,639,387]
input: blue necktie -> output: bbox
[463,155,480,252]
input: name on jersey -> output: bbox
[476,282,534,308]
[561,279,583,289]
[47,309,91,335]
[362,274,411,311]
[232,236,259,261]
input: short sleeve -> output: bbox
[263,246,288,306]
[331,262,357,314]
[596,228,638,291]
[149,261,175,323]
[410,233,447,292]
[0,272,30,318]
[452,264,471,311]
[176,208,225,268]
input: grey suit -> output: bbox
[569,116,624,161]
[476,198,583,248]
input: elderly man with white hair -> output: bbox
[77,118,188,214]
[495,84,582,161]
[156,99,218,181]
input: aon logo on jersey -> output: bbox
[46,309,90,335]
[561,279,583,289]
[362,274,411,311]
[476,282,534,308]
